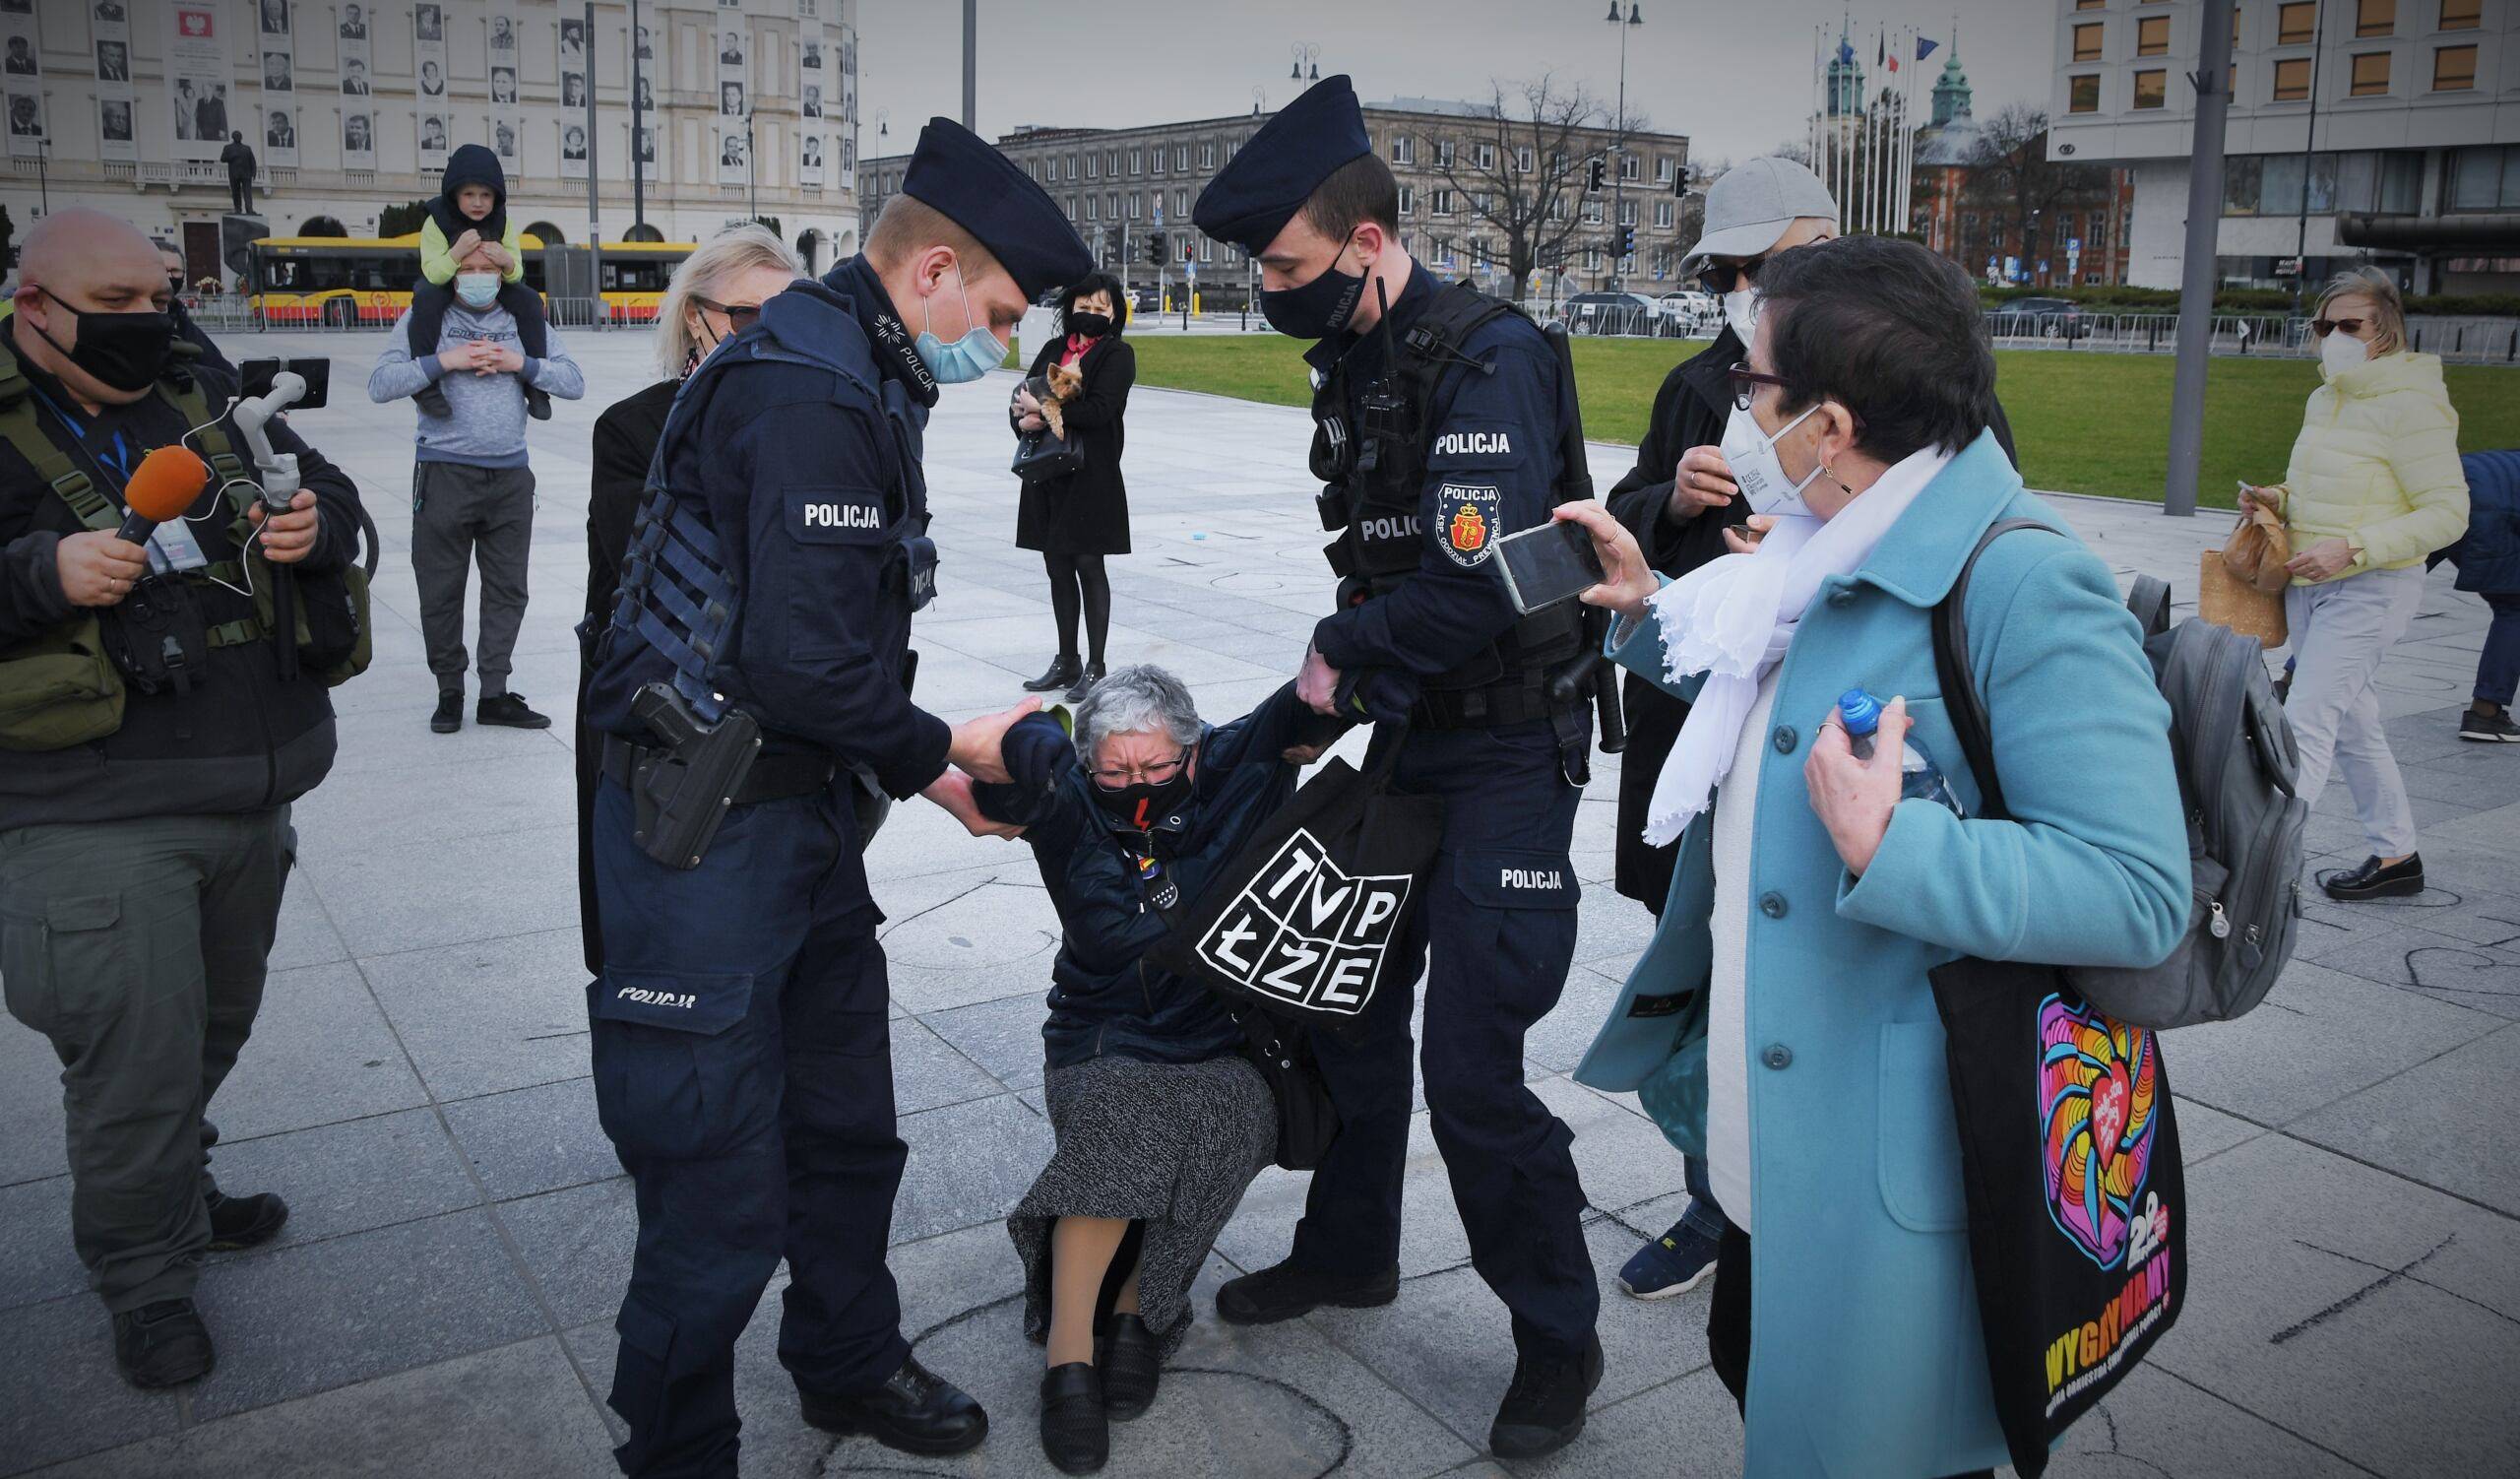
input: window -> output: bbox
[2439,0,2481,31]
[1618,198,1637,225]
[1126,193,1140,220]
[1619,153,1640,180]
[1656,156,1673,183]
[2448,145,2520,210]
[1199,141,1215,168]
[2273,57,2312,98]
[2350,51,2390,95]
[2355,0,2394,37]
[2075,0,2102,9]
[1173,188,1187,217]
[1173,145,1188,170]
[1654,199,1673,227]
[1085,154,1098,178]
[2379,151,2423,212]
[1108,150,1121,176]
[2069,74,2102,112]
[1128,149,1142,175]
[1391,135,1414,164]
[1397,184,1414,217]
[1584,245,1601,271]
[1516,146,1534,172]
[1436,140,1455,166]
[1430,188,1454,217]
[1106,192,1118,221]
[2135,16,2171,54]
[1476,143,1496,169]
[1198,237,1211,263]
[2431,44,2477,90]
[2277,2,2317,43]
[2132,69,2168,107]
[1084,196,1097,221]
[1584,198,1604,223]
[2072,24,2104,62]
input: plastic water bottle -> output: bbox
[1838,688,1965,817]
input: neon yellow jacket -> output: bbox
[2271,350,2470,582]
[419,216,526,286]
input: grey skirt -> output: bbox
[1008,1052,1277,1355]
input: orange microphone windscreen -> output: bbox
[126,445,212,522]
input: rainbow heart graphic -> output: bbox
[2039,994,2160,1269]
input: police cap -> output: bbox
[1191,74,1370,255]
[901,115,1093,299]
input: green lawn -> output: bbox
[1113,335,2520,510]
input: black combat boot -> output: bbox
[113,1299,215,1388]
[798,1354,988,1456]
[1487,1332,1604,1459]
[1213,1258,1399,1325]
[205,1190,289,1251]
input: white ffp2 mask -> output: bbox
[1719,401,1824,517]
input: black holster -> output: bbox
[625,683,765,870]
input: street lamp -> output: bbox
[1290,42,1320,82]
[746,109,758,222]
[1605,2,1641,290]
[873,108,888,140]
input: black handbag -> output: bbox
[1010,426,1084,482]
[1926,527,2189,1478]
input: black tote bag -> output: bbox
[1146,737,1443,1045]
[1928,525,2188,1477]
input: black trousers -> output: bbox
[1707,1224,1994,1479]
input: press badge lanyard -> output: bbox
[29,385,213,574]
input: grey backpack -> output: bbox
[1934,521,2309,1029]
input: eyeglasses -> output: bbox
[2309,317,2366,339]
[1727,362,1865,433]
[1089,747,1189,790]
[1697,256,1765,296]
[691,296,763,331]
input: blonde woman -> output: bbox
[2240,268,2469,900]
[576,225,803,973]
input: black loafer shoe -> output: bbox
[1063,662,1106,704]
[430,691,463,734]
[475,692,553,730]
[798,1355,988,1457]
[1488,1333,1604,1460]
[205,1190,288,1252]
[1214,1258,1400,1326]
[1038,1362,1107,1474]
[1023,656,1082,693]
[2320,853,2425,901]
[1098,1314,1161,1420]
[113,1299,214,1389]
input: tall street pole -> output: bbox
[961,0,976,131]
[2165,0,2236,519]
[630,0,645,234]
[585,1,601,330]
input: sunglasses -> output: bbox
[691,296,762,331]
[2309,317,2366,339]
[1697,256,1766,296]
[1726,363,1866,433]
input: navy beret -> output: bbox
[1192,74,1371,255]
[901,115,1094,300]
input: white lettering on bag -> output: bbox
[1433,430,1511,458]
[803,502,884,529]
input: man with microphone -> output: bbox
[0,208,366,1390]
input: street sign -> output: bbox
[2005,255,2021,283]
[2275,256,2303,278]
[2067,236,2082,253]
[2038,259,2049,277]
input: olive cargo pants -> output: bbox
[0,809,292,1312]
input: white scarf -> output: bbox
[1638,443,1957,846]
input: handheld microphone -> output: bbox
[115,445,213,546]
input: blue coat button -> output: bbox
[1759,891,1788,919]
[1762,1043,1794,1069]
[1772,726,1797,754]
[1828,586,1857,608]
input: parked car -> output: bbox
[1990,295,2089,340]
[1562,290,1661,337]
[1656,289,1721,336]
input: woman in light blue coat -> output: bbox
[1552,236,2188,1478]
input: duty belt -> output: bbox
[1410,674,1582,731]
[599,734,837,804]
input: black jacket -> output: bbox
[0,347,361,830]
[576,376,676,974]
[977,683,1315,1073]
[1599,328,2018,913]
[1013,334,1133,556]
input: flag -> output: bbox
[1838,35,1855,64]
[1918,35,1941,60]
[1876,32,1885,66]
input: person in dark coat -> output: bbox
[576,225,804,976]
[1012,271,1135,703]
[219,131,255,215]
[1598,157,2018,1311]
[2431,449,2520,742]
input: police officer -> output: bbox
[0,208,363,1388]
[580,119,1091,1476]
[1191,77,1604,1459]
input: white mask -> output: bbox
[2319,326,2370,377]
[1720,401,1824,517]
[1722,287,1759,346]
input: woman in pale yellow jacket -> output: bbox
[2240,267,2469,901]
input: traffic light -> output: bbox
[1182,237,1195,263]
[1617,225,1635,258]
[1147,232,1166,266]
[1586,158,1606,194]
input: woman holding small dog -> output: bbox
[1013,272,1136,702]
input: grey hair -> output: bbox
[656,224,803,379]
[1073,665,1201,765]
[2317,266,2406,356]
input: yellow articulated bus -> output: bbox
[247,234,695,326]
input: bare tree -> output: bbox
[1402,76,1611,302]
[1960,104,2109,277]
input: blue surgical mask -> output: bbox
[913,264,1006,384]
[455,272,499,309]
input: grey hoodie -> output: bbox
[368,302,584,469]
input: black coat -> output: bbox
[576,377,675,975]
[1014,334,1133,556]
[1600,328,2017,915]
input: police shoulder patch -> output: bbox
[1434,482,1501,568]
[785,483,890,546]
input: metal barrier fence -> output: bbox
[185,294,629,333]
[1552,305,2520,363]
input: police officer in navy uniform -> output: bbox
[581,118,1091,1476]
[1191,77,1604,1459]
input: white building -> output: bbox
[2044,0,2518,293]
[0,0,864,283]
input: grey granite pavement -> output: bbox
[3,329,2514,1477]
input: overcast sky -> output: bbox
[857,1,2054,168]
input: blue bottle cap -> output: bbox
[1838,688,1883,738]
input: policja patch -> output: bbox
[1435,482,1500,568]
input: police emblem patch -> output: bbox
[1435,482,1500,568]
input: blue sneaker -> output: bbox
[1617,1218,1720,1300]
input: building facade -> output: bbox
[2045,0,2518,293]
[861,98,1691,306]
[1908,40,2140,288]
[0,0,862,284]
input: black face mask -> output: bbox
[35,288,175,393]
[1066,311,1111,340]
[1259,239,1368,340]
[1090,766,1195,832]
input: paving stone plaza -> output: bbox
[2,328,2514,1478]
